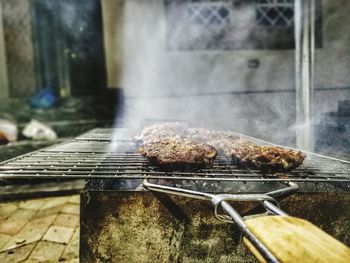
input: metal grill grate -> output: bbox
[1,133,350,186]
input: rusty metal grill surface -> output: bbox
[1,129,350,190]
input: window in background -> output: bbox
[165,0,233,50]
[165,0,322,50]
[256,0,294,28]
[187,1,232,26]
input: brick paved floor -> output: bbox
[0,195,80,263]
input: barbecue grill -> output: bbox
[1,128,350,262]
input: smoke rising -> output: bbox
[112,0,350,156]
[116,0,296,146]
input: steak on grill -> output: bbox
[139,137,217,170]
[231,144,306,172]
[187,128,244,157]
[135,122,187,145]
[136,124,306,172]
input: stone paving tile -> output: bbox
[40,196,71,210]
[0,220,25,236]
[0,243,36,263]
[0,195,81,261]
[61,227,79,260]
[18,199,47,210]
[4,215,57,251]
[62,204,80,215]
[0,209,36,235]
[53,213,79,228]
[0,203,18,220]
[0,233,11,250]
[43,226,74,244]
[68,195,80,204]
[29,241,65,262]
[33,203,66,219]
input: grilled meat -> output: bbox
[139,137,217,170]
[187,128,243,157]
[136,124,305,172]
[135,122,187,145]
[208,138,255,158]
[231,144,306,172]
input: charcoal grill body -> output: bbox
[80,190,255,262]
[80,187,350,263]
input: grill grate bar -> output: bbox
[1,162,349,180]
[3,159,349,177]
[1,172,350,183]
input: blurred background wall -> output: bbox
[1,0,36,97]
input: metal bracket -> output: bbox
[211,193,279,223]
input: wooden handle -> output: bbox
[243,216,350,263]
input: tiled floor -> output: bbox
[0,195,80,263]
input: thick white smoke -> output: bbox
[112,0,350,156]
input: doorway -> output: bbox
[31,0,106,97]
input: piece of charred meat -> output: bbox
[208,138,255,158]
[139,137,217,170]
[135,122,187,145]
[187,128,243,157]
[231,144,306,172]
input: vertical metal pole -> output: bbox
[295,0,315,151]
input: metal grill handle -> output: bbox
[142,179,298,263]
